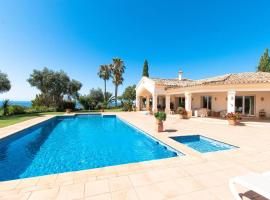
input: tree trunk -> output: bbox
[115,85,118,107]
[104,80,107,101]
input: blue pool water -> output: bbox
[170,135,237,153]
[0,115,179,181]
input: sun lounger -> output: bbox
[229,172,270,200]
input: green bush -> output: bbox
[78,95,90,110]
[8,105,26,115]
[122,102,132,111]
[154,112,166,121]
[31,94,53,107]
[1,99,10,116]
[27,106,56,113]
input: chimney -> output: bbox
[178,70,183,80]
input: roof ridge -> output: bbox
[195,73,231,83]
[222,73,232,82]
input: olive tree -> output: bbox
[0,71,11,93]
[28,67,82,108]
[121,85,136,102]
[119,85,136,111]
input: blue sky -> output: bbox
[1,0,270,100]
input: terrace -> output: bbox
[0,112,270,200]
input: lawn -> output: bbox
[0,113,42,128]
[0,108,124,128]
[0,112,65,128]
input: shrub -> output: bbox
[154,112,166,121]
[1,99,10,116]
[225,112,242,120]
[78,95,90,110]
[31,94,53,107]
[27,106,56,113]
[122,102,133,111]
[8,105,26,115]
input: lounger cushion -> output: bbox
[233,173,270,199]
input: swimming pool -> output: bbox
[170,135,237,153]
[0,115,179,181]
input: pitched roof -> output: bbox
[151,78,195,87]
[150,72,270,88]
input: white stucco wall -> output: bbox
[191,93,226,111]
[255,92,270,117]
[236,91,270,118]
[212,93,227,111]
[191,93,200,110]
[190,92,270,118]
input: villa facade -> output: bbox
[136,71,270,118]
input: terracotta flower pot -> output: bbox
[65,108,72,114]
[156,119,164,132]
[228,119,238,126]
[179,114,188,119]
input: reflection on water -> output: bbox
[0,118,59,181]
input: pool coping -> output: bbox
[0,113,102,140]
[0,115,56,140]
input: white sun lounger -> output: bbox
[229,172,270,200]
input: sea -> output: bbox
[0,100,121,108]
[0,100,32,107]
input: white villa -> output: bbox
[136,71,270,118]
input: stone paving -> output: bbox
[0,112,270,200]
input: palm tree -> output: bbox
[98,65,111,101]
[111,58,125,107]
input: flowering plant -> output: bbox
[225,112,242,120]
[178,107,187,115]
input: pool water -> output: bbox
[0,115,179,181]
[170,135,237,153]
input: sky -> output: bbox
[1,0,270,100]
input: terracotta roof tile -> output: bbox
[150,72,270,88]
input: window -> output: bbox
[178,97,185,108]
[235,96,243,113]
[201,96,212,110]
[235,96,255,116]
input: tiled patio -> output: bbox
[1,112,270,200]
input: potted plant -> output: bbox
[225,112,242,125]
[178,107,188,119]
[154,112,166,132]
